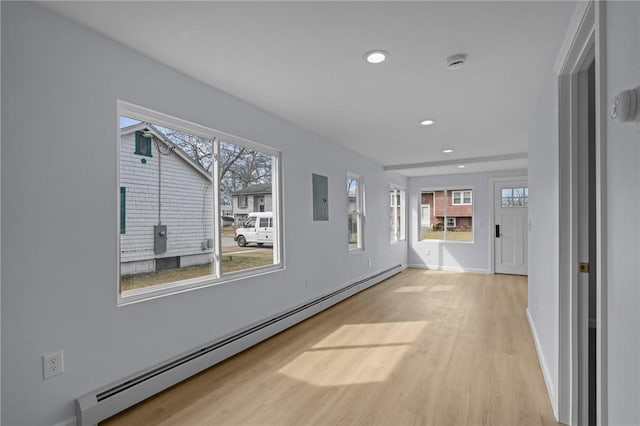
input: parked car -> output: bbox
[234,212,273,247]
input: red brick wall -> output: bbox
[420,190,472,223]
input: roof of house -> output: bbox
[120,122,213,182]
[232,183,272,195]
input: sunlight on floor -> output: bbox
[278,321,427,386]
[312,321,428,348]
[393,286,425,293]
[278,345,409,386]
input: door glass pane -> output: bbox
[501,186,528,209]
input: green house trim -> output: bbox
[120,187,126,234]
[134,131,153,157]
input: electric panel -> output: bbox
[312,173,329,221]
[154,224,167,254]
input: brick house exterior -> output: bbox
[420,190,472,230]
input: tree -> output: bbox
[157,126,272,204]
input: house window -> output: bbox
[118,102,281,304]
[452,190,472,205]
[134,130,153,157]
[347,174,364,250]
[419,188,473,242]
[238,195,248,208]
[120,187,126,234]
[501,187,528,207]
[389,186,406,243]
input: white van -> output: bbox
[234,212,273,247]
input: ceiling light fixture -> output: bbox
[420,119,435,126]
[443,149,454,153]
[458,165,466,168]
[364,50,389,64]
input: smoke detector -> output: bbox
[446,54,467,70]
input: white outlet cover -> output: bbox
[43,350,64,379]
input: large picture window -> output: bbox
[419,188,473,242]
[389,186,406,242]
[347,174,364,250]
[118,102,281,303]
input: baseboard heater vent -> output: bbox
[76,264,404,426]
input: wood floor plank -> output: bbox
[102,269,561,426]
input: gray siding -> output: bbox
[120,132,214,267]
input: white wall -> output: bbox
[408,169,527,273]
[0,3,407,425]
[527,2,640,423]
[604,2,640,424]
[526,64,560,415]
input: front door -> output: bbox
[494,180,528,275]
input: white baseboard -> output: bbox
[407,264,490,274]
[53,417,76,426]
[526,308,558,420]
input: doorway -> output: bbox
[557,2,605,424]
[493,179,528,275]
[577,57,597,426]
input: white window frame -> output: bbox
[446,217,457,228]
[419,186,474,243]
[389,185,406,243]
[452,190,472,205]
[117,101,283,305]
[347,173,364,251]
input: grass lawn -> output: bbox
[121,248,273,292]
[221,249,273,274]
[421,229,473,241]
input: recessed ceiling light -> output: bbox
[443,149,454,153]
[458,165,466,168]
[364,50,389,64]
[420,119,435,126]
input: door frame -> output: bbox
[556,1,607,424]
[489,176,528,275]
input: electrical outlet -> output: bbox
[368,258,372,267]
[43,350,64,379]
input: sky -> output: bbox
[119,115,141,128]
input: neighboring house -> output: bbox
[221,203,233,217]
[120,123,214,276]
[420,190,473,230]
[231,183,272,224]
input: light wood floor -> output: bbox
[103,269,560,426]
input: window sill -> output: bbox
[390,240,407,245]
[418,239,475,245]
[117,263,284,306]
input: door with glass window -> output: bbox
[494,180,528,275]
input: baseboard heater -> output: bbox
[75,264,404,426]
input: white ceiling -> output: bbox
[42,1,576,176]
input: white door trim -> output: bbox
[489,176,528,275]
[556,1,607,425]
